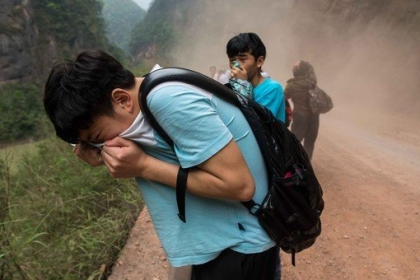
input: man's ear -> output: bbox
[256,56,265,68]
[111,89,134,113]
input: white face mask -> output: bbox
[88,112,156,149]
[88,64,163,150]
[118,112,156,145]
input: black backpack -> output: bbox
[139,67,324,266]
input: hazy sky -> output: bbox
[132,0,153,10]
[169,0,420,117]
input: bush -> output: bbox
[0,84,45,144]
[0,137,143,279]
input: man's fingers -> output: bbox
[73,141,104,167]
[104,136,130,147]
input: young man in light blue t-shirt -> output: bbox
[43,50,278,279]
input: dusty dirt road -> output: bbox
[109,106,420,280]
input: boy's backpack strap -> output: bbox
[176,167,190,223]
[139,68,241,223]
[140,68,240,141]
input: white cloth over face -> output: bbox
[89,64,163,149]
[118,112,156,146]
[88,112,155,149]
[119,63,162,146]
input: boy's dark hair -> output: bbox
[43,50,135,144]
[226,32,267,59]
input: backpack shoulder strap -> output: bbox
[139,67,239,147]
[139,67,244,222]
[138,67,289,217]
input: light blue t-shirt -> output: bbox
[253,78,285,122]
[135,82,275,267]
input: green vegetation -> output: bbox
[102,0,146,53]
[129,0,181,66]
[1,2,152,277]
[0,141,42,174]
[0,84,46,144]
[0,138,143,279]
[0,0,181,278]
[32,0,109,57]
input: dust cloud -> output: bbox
[172,0,420,119]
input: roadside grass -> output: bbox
[0,141,41,174]
[0,137,143,279]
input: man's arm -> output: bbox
[101,137,255,202]
[77,86,257,202]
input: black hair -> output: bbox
[226,32,266,59]
[43,50,135,144]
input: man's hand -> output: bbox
[73,141,104,167]
[230,62,247,80]
[101,137,150,178]
[100,137,255,201]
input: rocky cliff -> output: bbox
[0,0,110,85]
[0,0,38,83]
[1,0,419,114]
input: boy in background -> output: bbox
[226,32,286,123]
[226,32,285,279]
